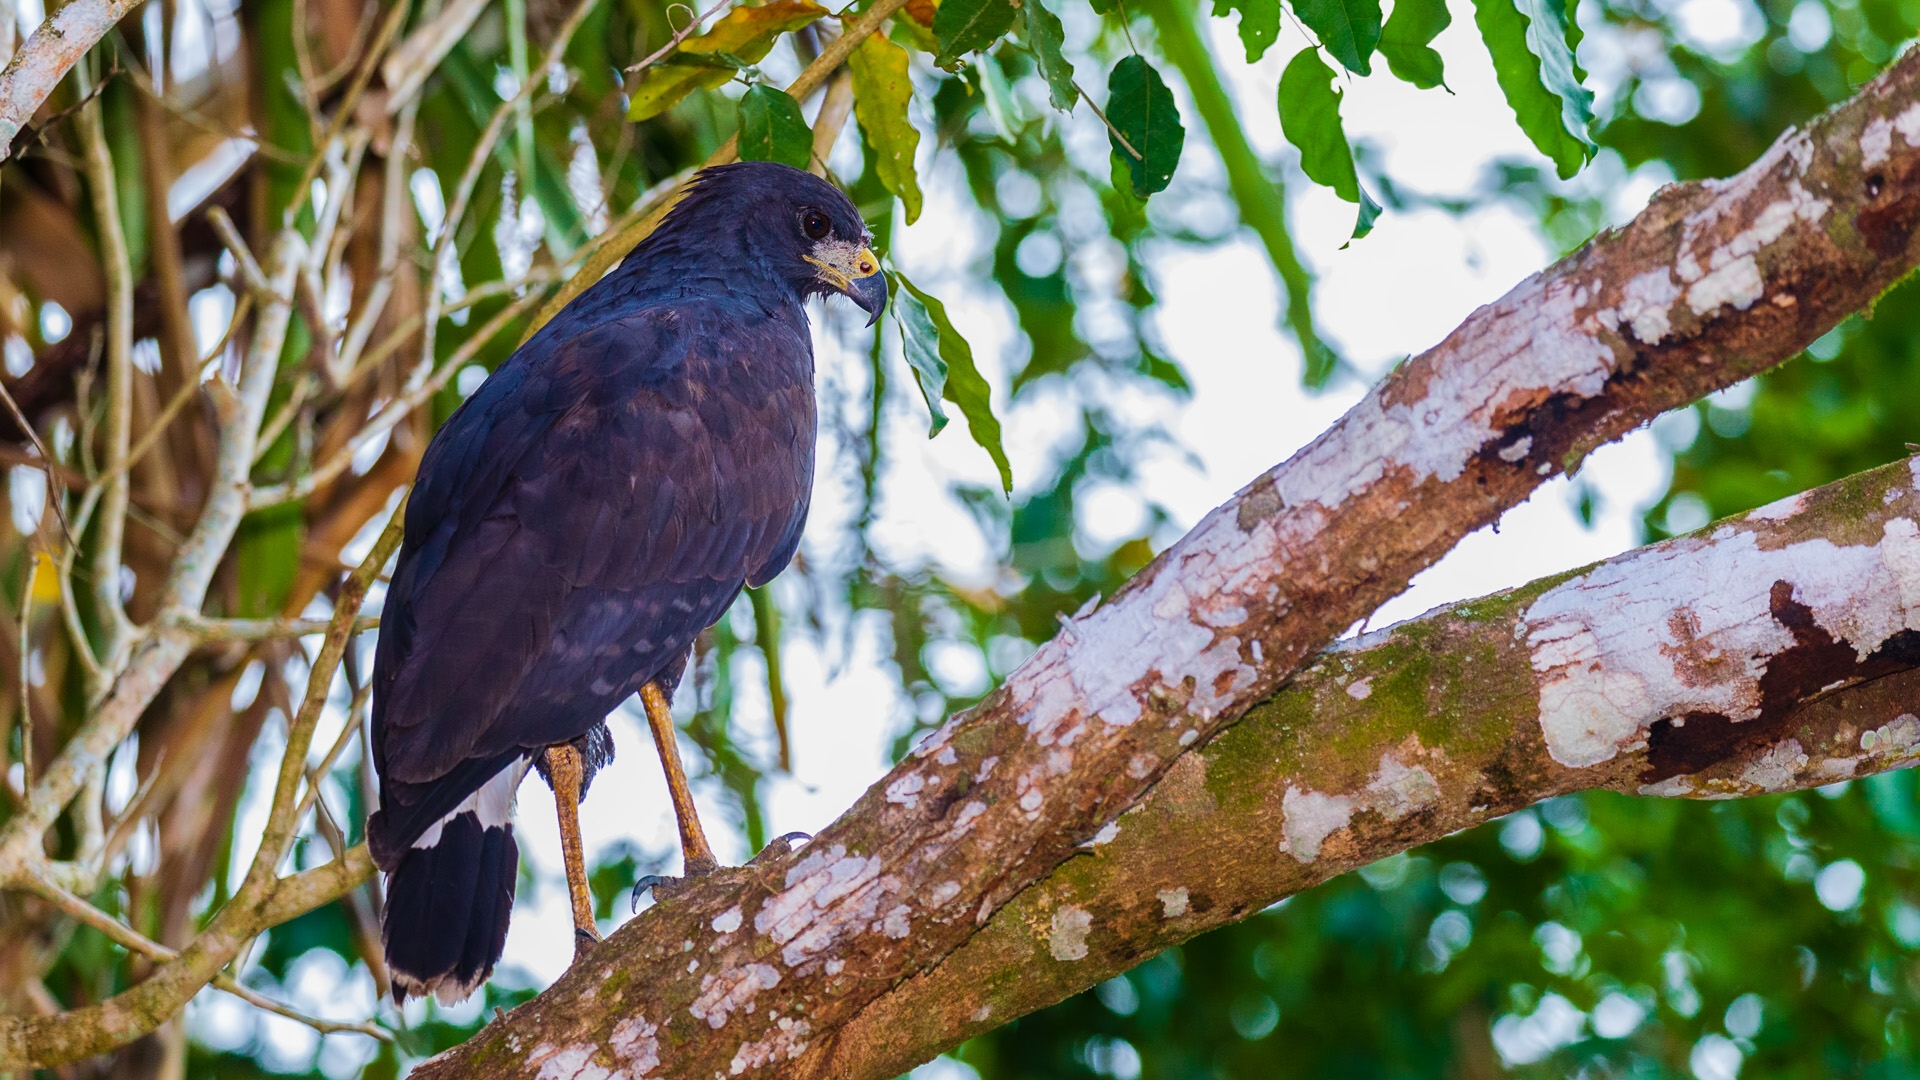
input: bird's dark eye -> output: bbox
[802,210,831,239]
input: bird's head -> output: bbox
[672,161,887,325]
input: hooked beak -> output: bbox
[847,260,888,326]
[806,243,888,326]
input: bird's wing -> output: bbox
[372,303,814,799]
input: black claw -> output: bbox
[631,874,670,913]
[750,831,812,865]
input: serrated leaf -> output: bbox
[1293,0,1382,74]
[1472,0,1593,178]
[890,270,1014,493]
[1379,0,1450,88]
[1105,56,1185,198]
[626,0,828,121]
[1024,0,1078,111]
[738,85,813,169]
[848,34,925,224]
[1212,0,1281,61]
[933,0,1019,69]
[891,279,951,436]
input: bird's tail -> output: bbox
[380,759,530,1005]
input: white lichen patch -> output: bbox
[1157,887,1190,918]
[880,904,912,939]
[972,1005,993,1023]
[689,964,781,1030]
[1685,183,1830,317]
[1347,677,1373,701]
[928,880,962,906]
[1863,115,1895,167]
[885,772,926,808]
[1049,905,1093,961]
[1862,713,1920,757]
[1087,821,1121,847]
[529,1043,611,1080]
[1639,775,1696,797]
[1613,268,1682,343]
[1280,786,1356,863]
[728,1017,810,1076]
[1281,753,1439,864]
[1526,515,1920,768]
[609,1016,660,1078]
[1365,754,1441,820]
[711,906,743,934]
[1895,102,1920,148]
[1739,738,1810,791]
[1746,491,1807,521]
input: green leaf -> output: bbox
[891,279,951,437]
[933,0,1020,70]
[1350,185,1382,240]
[1280,48,1384,243]
[626,0,828,121]
[1278,48,1359,202]
[1293,0,1382,74]
[889,270,1014,493]
[737,85,814,169]
[848,34,925,224]
[1471,0,1593,178]
[1378,0,1450,88]
[1105,56,1185,199]
[1212,0,1281,61]
[1023,0,1079,112]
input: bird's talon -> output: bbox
[573,925,602,960]
[631,874,671,912]
[751,831,812,865]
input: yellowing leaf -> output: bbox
[627,0,829,122]
[848,34,925,224]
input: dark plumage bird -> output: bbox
[367,161,885,1004]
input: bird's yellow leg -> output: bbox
[544,743,601,958]
[641,682,719,877]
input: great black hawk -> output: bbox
[367,162,886,1004]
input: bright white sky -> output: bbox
[73,0,1764,1066]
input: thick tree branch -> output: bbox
[820,454,1920,1077]
[416,46,1920,1080]
[0,0,140,162]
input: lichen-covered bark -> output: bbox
[416,52,1920,1080]
[818,454,1920,1078]
[0,0,141,160]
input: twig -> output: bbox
[20,865,391,1042]
[281,0,413,229]
[177,614,379,643]
[1075,79,1139,160]
[415,0,603,393]
[249,287,552,507]
[241,497,405,889]
[809,69,854,177]
[295,682,371,825]
[0,382,76,552]
[206,208,274,298]
[15,555,33,794]
[624,0,734,74]
[74,66,136,664]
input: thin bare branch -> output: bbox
[74,65,136,665]
[623,0,734,74]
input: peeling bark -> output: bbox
[415,50,1920,1080]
